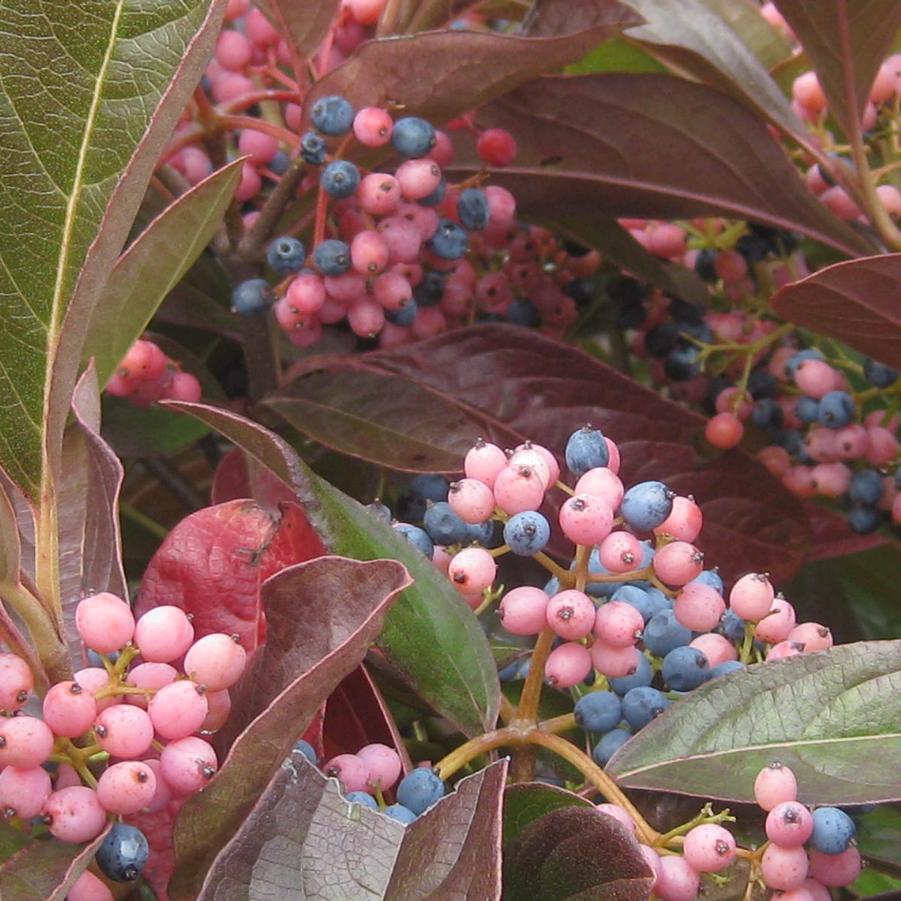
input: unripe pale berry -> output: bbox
[673,582,725,632]
[94,705,154,759]
[133,605,195,663]
[655,855,700,901]
[575,467,624,508]
[765,801,814,847]
[598,531,643,573]
[689,632,737,668]
[0,715,54,768]
[0,765,52,818]
[183,633,247,691]
[760,843,809,891]
[595,803,635,833]
[0,653,33,711]
[653,495,703,542]
[324,754,370,793]
[448,477,496,523]
[492,464,546,515]
[42,786,108,842]
[594,601,643,648]
[75,592,135,654]
[544,642,592,688]
[160,736,219,795]
[546,590,596,640]
[558,493,614,545]
[448,547,496,595]
[42,680,98,738]
[590,641,640,678]
[652,541,704,586]
[808,846,862,886]
[498,586,550,635]
[729,572,775,622]
[755,598,797,643]
[96,761,157,815]
[357,743,402,790]
[149,680,209,740]
[754,762,798,811]
[788,622,833,652]
[682,823,736,872]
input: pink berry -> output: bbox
[0,715,54,768]
[74,667,122,712]
[499,586,550,635]
[674,582,725,632]
[134,605,195,663]
[654,496,703,542]
[594,601,644,647]
[372,271,413,310]
[544,642,593,688]
[43,680,98,738]
[598,531,643,574]
[755,597,797,643]
[75,592,135,653]
[754,762,798,811]
[183,633,247,691]
[200,688,232,733]
[604,438,621,474]
[215,29,252,71]
[324,753,370,793]
[508,445,552,489]
[125,662,178,708]
[448,477,496,523]
[767,640,805,661]
[492,464,546,515]
[237,128,279,165]
[865,425,899,465]
[546,590,597,640]
[793,360,837,399]
[765,801,814,847]
[143,758,173,813]
[793,71,827,112]
[689,633,737,668]
[590,641,640,678]
[96,760,157,815]
[164,372,202,403]
[729,572,775,622]
[705,412,744,449]
[558,493,614,546]
[655,855,700,901]
[358,173,401,216]
[396,159,442,201]
[353,106,394,147]
[448,547,496,595]
[484,185,516,227]
[477,128,518,167]
[682,823,736,872]
[0,653,33,712]
[652,541,704,586]
[574,467,624,508]
[595,803,635,832]
[761,843,809,891]
[94,705,154,758]
[0,765,52,818]
[788,622,833,652]
[149,680,209,740]
[160,736,218,795]
[808,846,861,887]
[639,844,663,888]
[43,786,108,843]
[351,229,390,276]
[347,298,386,337]
[68,870,114,901]
[357,743,402,790]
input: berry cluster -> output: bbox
[105,339,202,407]
[292,738,447,826]
[0,593,246,892]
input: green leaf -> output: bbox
[83,160,243,388]
[102,398,211,457]
[156,253,238,340]
[607,640,901,805]
[502,783,593,845]
[699,0,794,70]
[566,38,668,74]
[0,0,226,499]
[163,402,502,738]
[856,805,901,875]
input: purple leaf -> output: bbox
[254,0,340,66]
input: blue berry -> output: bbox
[710,660,745,678]
[499,656,530,682]
[366,501,392,524]
[428,219,469,259]
[293,739,318,764]
[96,824,149,882]
[574,691,622,733]
[719,609,746,642]
[643,610,692,657]
[621,481,674,531]
[664,344,701,381]
[609,653,654,696]
[396,768,445,815]
[643,587,672,617]
[310,95,354,135]
[393,522,434,557]
[863,358,898,388]
[786,348,825,377]
[817,391,856,429]
[386,299,418,326]
[503,511,551,556]
[507,298,540,327]
[300,131,327,165]
[751,398,784,432]
[457,188,490,230]
[383,803,418,824]
[418,177,446,207]
[795,395,820,424]
[269,150,291,175]
[847,504,882,534]
[231,278,272,315]
[266,236,306,274]
[747,368,777,400]
[622,686,670,730]
[849,469,884,505]
[611,585,655,623]
[810,807,856,854]
[313,239,351,276]
[692,569,724,593]
[345,791,379,809]
[662,646,710,691]
[423,501,469,545]
[412,270,445,307]
[592,728,631,766]
[465,518,503,548]
[391,117,436,158]
[320,159,360,199]
[410,473,450,502]
[564,426,609,475]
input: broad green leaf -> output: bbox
[0,0,225,499]
[156,253,238,339]
[566,38,668,74]
[607,640,901,805]
[102,399,212,457]
[699,0,794,71]
[83,160,243,388]
[502,783,593,845]
[164,402,502,738]
[855,805,901,876]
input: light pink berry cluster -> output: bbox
[105,339,202,407]
[322,743,402,796]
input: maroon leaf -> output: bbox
[193,755,507,901]
[804,503,889,562]
[772,0,901,138]
[358,324,810,583]
[307,7,640,127]
[0,823,110,901]
[771,252,901,369]
[59,365,128,665]
[266,370,482,473]
[134,499,326,651]
[502,783,594,846]
[503,805,654,900]
[210,446,298,512]
[170,556,411,900]
[255,0,340,67]
[449,74,870,257]
[323,664,413,775]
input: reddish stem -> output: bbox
[220,89,301,114]
[217,114,298,147]
[312,185,329,248]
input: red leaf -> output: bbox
[771,252,901,369]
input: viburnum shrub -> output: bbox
[0,0,900,899]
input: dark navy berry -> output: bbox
[499,656,531,682]
[747,369,777,400]
[863,357,898,388]
[751,398,784,432]
[719,608,746,642]
[300,130,327,165]
[645,322,680,357]
[643,609,692,657]
[507,297,540,327]
[664,345,701,381]
[423,501,468,545]
[810,807,856,854]
[396,768,445,814]
[785,348,825,377]
[418,177,446,207]
[849,469,884,505]
[610,585,655,623]
[564,426,609,475]
[622,686,670,730]
[293,739,318,764]
[817,391,855,429]
[465,518,503,548]
[313,239,351,276]
[230,278,272,315]
[383,803,418,824]
[710,660,745,678]
[457,188,490,230]
[345,791,379,809]
[847,504,882,534]
[795,395,820,424]
[692,569,724,593]
[428,219,469,259]
[621,481,674,531]
[269,150,291,175]
[503,511,550,556]
[386,299,418,326]
[410,473,450,502]
[694,248,717,282]
[609,653,654,696]
[592,728,631,765]
[662,646,710,691]
[96,824,149,882]
[393,522,434,557]
[574,691,622,733]
[391,117,436,158]
[266,236,306,274]
[412,270,445,307]
[320,159,360,199]
[310,95,355,135]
